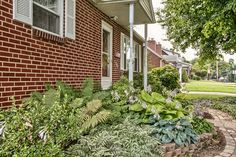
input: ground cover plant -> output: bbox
[65,119,163,157]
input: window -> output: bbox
[102,30,111,77]
[120,34,141,72]
[33,0,61,35]
[13,0,76,39]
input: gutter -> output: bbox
[92,0,136,4]
[138,0,156,23]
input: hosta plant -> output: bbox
[129,90,193,123]
[151,119,198,146]
[65,119,163,157]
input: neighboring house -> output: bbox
[147,39,163,70]
[0,0,155,108]
[162,49,192,82]
[146,38,191,82]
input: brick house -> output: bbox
[0,0,155,108]
[147,39,164,70]
[147,38,192,82]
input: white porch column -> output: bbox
[143,24,148,90]
[128,3,134,82]
[179,65,183,83]
[187,67,191,76]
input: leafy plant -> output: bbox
[111,76,139,105]
[192,117,214,134]
[65,119,163,157]
[80,78,94,103]
[129,90,193,123]
[148,65,181,93]
[151,119,199,146]
[182,70,189,83]
[0,83,111,157]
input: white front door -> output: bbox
[101,21,113,90]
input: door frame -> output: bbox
[101,21,113,89]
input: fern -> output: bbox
[80,78,94,102]
[79,100,111,132]
[81,111,111,132]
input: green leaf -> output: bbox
[141,90,153,103]
[129,103,144,112]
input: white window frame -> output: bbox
[120,33,141,72]
[32,0,64,37]
[101,21,113,90]
[120,33,129,71]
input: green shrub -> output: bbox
[120,72,144,89]
[133,72,144,89]
[192,117,214,134]
[0,83,111,157]
[65,119,163,157]
[195,70,207,79]
[192,75,201,80]
[151,119,198,146]
[182,70,189,83]
[148,65,181,93]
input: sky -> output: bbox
[135,0,236,62]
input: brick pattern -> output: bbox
[161,132,216,157]
[147,40,164,70]
[208,109,236,157]
[0,0,143,108]
[148,51,161,70]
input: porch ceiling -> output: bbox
[90,0,156,26]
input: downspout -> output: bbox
[143,24,148,90]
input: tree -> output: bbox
[158,0,236,60]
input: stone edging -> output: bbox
[208,109,236,157]
[161,132,215,157]
[214,127,235,157]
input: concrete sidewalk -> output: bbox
[186,91,236,97]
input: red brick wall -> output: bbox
[0,0,142,108]
[147,40,162,70]
[148,51,161,70]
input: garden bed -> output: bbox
[161,127,225,157]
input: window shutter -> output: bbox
[13,0,32,25]
[66,0,76,39]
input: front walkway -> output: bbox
[188,92,236,97]
[208,109,236,157]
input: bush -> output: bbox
[65,119,163,157]
[182,70,189,82]
[151,119,198,146]
[133,73,143,89]
[148,65,181,93]
[192,75,201,80]
[195,70,207,79]
[122,72,144,89]
[0,82,111,157]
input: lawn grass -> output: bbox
[177,93,227,100]
[185,80,236,94]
